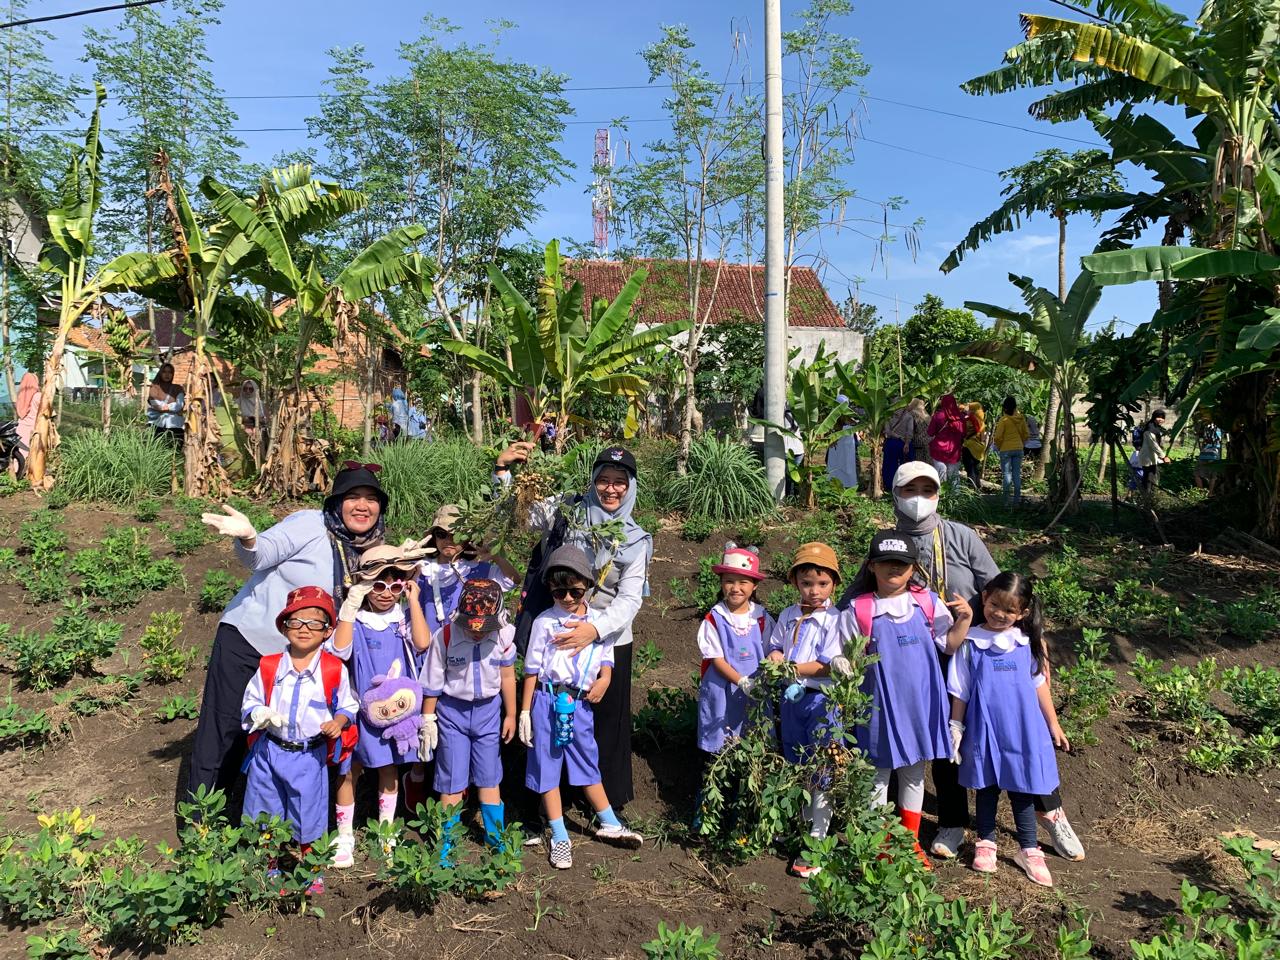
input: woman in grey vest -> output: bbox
[496,442,652,812]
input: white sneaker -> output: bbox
[549,839,573,869]
[594,822,643,848]
[1038,808,1085,861]
[331,833,355,868]
[931,826,966,859]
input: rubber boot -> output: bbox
[480,802,505,852]
[899,809,932,870]
[439,810,462,867]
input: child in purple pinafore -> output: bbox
[329,545,432,868]
[948,571,1069,888]
[845,530,972,868]
[696,543,773,754]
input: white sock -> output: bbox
[808,791,833,840]
[871,767,891,807]
[377,791,397,825]
[336,802,355,838]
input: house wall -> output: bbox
[789,328,863,366]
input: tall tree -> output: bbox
[82,0,243,340]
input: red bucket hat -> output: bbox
[275,585,337,634]
[455,578,503,634]
[711,542,765,581]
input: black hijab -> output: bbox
[323,464,388,602]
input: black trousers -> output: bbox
[961,448,983,490]
[188,623,261,799]
[593,642,633,810]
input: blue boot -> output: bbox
[480,802,505,852]
[439,810,462,867]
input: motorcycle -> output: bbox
[0,420,25,479]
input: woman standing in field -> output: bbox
[189,462,389,799]
[147,363,186,447]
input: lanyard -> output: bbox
[428,561,467,626]
[930,527,948,597]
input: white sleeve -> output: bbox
[696,618,723,659]
[486,562,516,592]
[946,643,972,702]
[1032,669,1047,690]
[930,593,955,652]
[324,636,353,661]
[334,668,359,721]
[589,560,645,642]
[240,665,267,729]
[524,618,551,676]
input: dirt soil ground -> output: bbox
[0,491,1277,959]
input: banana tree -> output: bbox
[962,271,1101,511]
[201,166,431,497]
[831,358,912,499]
[438,240,691,452]
[26,85,170,488]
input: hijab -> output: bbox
[150,365,182,401]
[15,373,38,420]
[893,484,942,537]
[322,465,388,603]
[238,380,264,419]
[569,463,653,582]
[908,398,928,423]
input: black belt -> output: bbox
[266,732,327,752]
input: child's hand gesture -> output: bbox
[585,675,610,703]
[320,715,347,739]
[944,593,973,624]
[500,711,516,744]
[403,578,420,604]
[1050,722,1071,753]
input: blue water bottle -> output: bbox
[554,691,576,747]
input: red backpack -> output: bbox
[245,650,359,767]
[698,610,769,679]
[851,585,936,646]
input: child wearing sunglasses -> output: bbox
[329,545,432,867]
[518,546,643,870]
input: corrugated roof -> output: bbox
[565,258,845,329]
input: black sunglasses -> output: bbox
[551,587,587,601]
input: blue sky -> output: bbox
[38,0,1202,333]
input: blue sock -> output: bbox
[597,805,621,828]
[549,817,569,842]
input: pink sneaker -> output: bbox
[972,839,997,873]
[1013,847,1053,887]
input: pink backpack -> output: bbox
[851,585,937,646]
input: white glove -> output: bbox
[419,713,438,755]
[339,582,374,623]
[949,719,965,765]
[201,504,256,542]
[249,706,286,733]
[736,675,755,695]
[518,710,533,747]
[829,655,854,678]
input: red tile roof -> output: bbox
[565,258,845,329]
[66,324,114,355]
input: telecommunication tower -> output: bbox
[592,128,612,254]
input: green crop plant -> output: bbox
[20,511,67,557]
[634,639,664,679]
[3,601,122,691]
[1054,627,1116,748]
[71,527,181,609]
[664,437,776,522]
[0,809,103,923]
[1222,665,1280,734]
[56,429,172,505]
[633,685,699,752]
[0,697,52,746]
[166,519,211,556]
[198,570,242,613]
[668,556,721,614]
[154,695,199,722]
[1220,601,1280,640]
[643,922,721,960]
[131,498,160,523]
[680,514,716,543]
[139,612,193,684]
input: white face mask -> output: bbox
[895,494,938,522]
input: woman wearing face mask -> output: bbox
[189,462,390,801]
[837,461,1086,864]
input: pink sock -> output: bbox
[377,791,398,824]
[335,802,355,837]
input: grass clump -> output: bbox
[377,439,492,539]
[664,437,774,522]
[57,429,173,504]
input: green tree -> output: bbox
[839,294,879,334]
[901,294,981,366]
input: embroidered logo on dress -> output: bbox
[992,658,1018,672]
[896,634,919,647]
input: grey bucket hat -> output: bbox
[543,544,595,584]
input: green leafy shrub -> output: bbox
[1220,601,1280,639]
[663,437,775,521]
[166,519,210,556]
[0,473,20,497]
[131,498,160,522]
[44,486,71,510]
[633,684,698,751]
[0,696,53,746]
[680,514,716,543]
[21,511,67,556]
[198,570,241,612]
[56,429,172,504]
[1222,665,1280,733]
[139,612,193,684]
[70,527,181,608]
[3,601,122,691]
[669,555,721,613]
[154,694,199,722]
[643,922,721,960]
[634,639,664,678]
[1054,627,1117,748]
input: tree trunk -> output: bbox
[470,371,483,444]
[1035,384,1059,481]
[27,331,73,489]
[181,350,227,499]
[676,358,697,477]
[102,381,111,436]
[0,266,15,410]
[1097,442,1109,485]
[1109,442,1119,520]
[869,437,884,499]
[1057,212,1067,303]
[362,329,376,458]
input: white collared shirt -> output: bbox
[868,592,954,652]
[240,649,358,741]
[525,607,614,690]
[766,602,850,690]
[697,601,773,660]
[947,625,1046,702]
[422,623,517,701]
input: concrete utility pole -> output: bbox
[763,0,787,500]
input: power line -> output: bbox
[860,94,1102,147]
[0,0,167,30]
[857,136,1000,175]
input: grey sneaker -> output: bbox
[594,822,643,848]
[931,826,966,859]
[1038,808,1085,861]
[549,839,573,869]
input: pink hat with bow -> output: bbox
[711,542,765,581]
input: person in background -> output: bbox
[239,380,267,464]
[1023,411,1042,462]
[826,394,859,490]
[389,388,409,442]
[14,371,38,469]
[407,396,427,440]
[883,402,916,491]
[1193,415,1224,493]
[927,394,968,482]
[908,398,931,464]
[961,402,987,491]
[147,363,186,447]
[1137,409,1171,493]
[993,396,1030,506]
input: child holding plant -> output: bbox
[518,545,643,870]
[765,541,851,879]
[696,543,773,754]
[329,545,433,868]
[241,586,358,895]
[845,531,973,868]
[948,571,1069,888]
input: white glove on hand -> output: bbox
[419,713,438,756]
[518,710,533,747]
[249,706,286,733]
[949,719,965,765]
[201,504,256,542]
[339,582,374,623]
[736,675,755,695]
[829,655,854,678]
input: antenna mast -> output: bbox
[592,128,612,255]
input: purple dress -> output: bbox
[351,613,421,768]
[696,608,767,753]
[855,601,951,769]
[958,641,1059,795]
